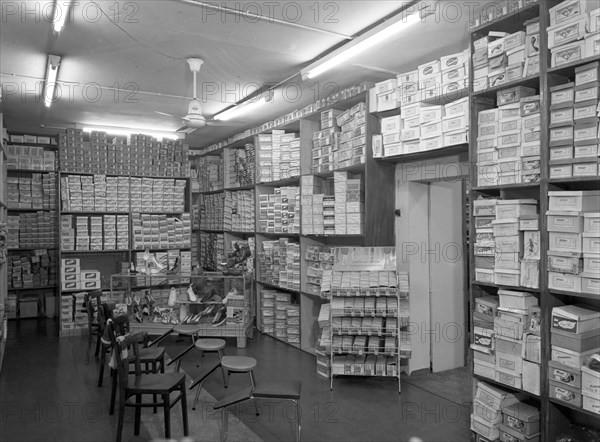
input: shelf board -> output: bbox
[473,373,540,399]
[548,177,600,187]
[60,171,190,180]
[470,1,540,33]
[548,56,600,78]
[7,168,57,174]
[303,233,366,239]
[61,210,129,215]
[472,182,540,192]
[420,88,470,106]
[548,397,600,418]
[473,74,540,99]
[371,107,400,118]
[8,286,57,292]
[313,163,365,178]
[8,247,57,251]
[132,247,191,252]
[377,144,468,164]
[255,176,301,187]
[225,230,254,236]
[256,232,300,238]
[473,281,540,293]
[548,289,600,301]
[256,279,301,294]
[61,249,128,254]
[200,228,225,233]
[7,207,55,212]
[198,188,224,195]
[62,287,110,293]
[301,290,325,299]
[223,184,255,191]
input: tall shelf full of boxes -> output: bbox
[5,133,58,322]
[468,1,600,441]
[194,86,397,369]
[0,111,8,370]
[57,128,193,336]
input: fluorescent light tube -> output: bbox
[53,1,72,33]
[302,10,421,80]
[214,96,268,121]
[44,55,61,108]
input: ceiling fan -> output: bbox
[155,58,230,134]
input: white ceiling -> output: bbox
[1,0,481,149]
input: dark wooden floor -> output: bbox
[0,319,470,442]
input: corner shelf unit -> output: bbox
[468,1,600,440]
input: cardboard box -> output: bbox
[548,191,600,212]
[552,346,598,368]
[501,402,540,436]
[549,379,582,407]
[522,361,541,396]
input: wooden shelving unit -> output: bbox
[468,1,600,439]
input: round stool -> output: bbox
[221,356,257,388]
[173,324,202,369]
[191,339,227,410]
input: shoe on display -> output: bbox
[208,294,222,304]
[179,303,190,321]
[182,314,192,324]
[129,262,137,274]
[187,283,198,302]
[222,288,238,304]
[167,257,180,275]
[212,306,227,327]
[148,255,166,274]
[168,287,178,307]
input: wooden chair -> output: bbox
[106,319,188,442]
[84,290,104,364]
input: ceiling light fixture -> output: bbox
[44,54,61,108]
[213,96,269,121]
[300,7,422,80]
[82,125,183,140]
[52,0,72,33]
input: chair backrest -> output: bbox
[106,319,145,389]
[84,290,103,330]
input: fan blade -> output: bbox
[177,126,197,134]
[155,111,182,120]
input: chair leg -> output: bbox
[249,370,256,388]
[94,333,101,357]
[153,361,158,414]
[296,399,301,442]
[181,383,189,436]
[218,350,227,386]
[110,369,117,415]
[134,395,142,435]
[116,393,125,442]
[163,394,171,439]
[85,328,92,365]
[98,349,106,387]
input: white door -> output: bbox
[428,180,465,372]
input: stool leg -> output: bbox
[163,393,171,438]
[218,350,227,386]
[134,395,141,435]
[181,382,189,436]
[249,370,256,388]
[295,399,301,442]
[220,408,228,442]
[153,361,158,414]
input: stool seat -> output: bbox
[221,356,256,371]
[173,324,202,335]
[253,380,301,399]
[195,338,226,351]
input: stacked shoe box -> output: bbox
[548,1,600,68]
[131,213,191,250]
[304,245,333,296]
[6,175,50,210]
[274,291,293,344]
[279,132,301,179]
[224,190,255,232]
[6,143,55,171]
[316,303,331,377]
[61,258,80,291]
[472,295,499,380]
[334,171,364,235]
[11,211,57,249]
[549,304,600,409]
[199,193,224,230]
[225,143,255,188]
[300,175,329,235]
[256,131,299,182]
[547,190,600,294]
[494,290,539,391]
[471,380,529,441]
[499,401,540,442]
[334,103,367,171]
[73,291,87,329]
[42,173,57,210]
[477,88,540,187]
[74,216,89,251]
[60,293,74,331]
[285,304,300,347]
[197,155,223,192]
[258,239,300,290]
[259,289,276,335]
[581,355,600,414]
[257,186,299,234]
[199,232,224,270]
[472,17,540,93]
[549,61,600,179]
[8,250,56,289]
[312,109,342,173]
[6,215,19,248]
